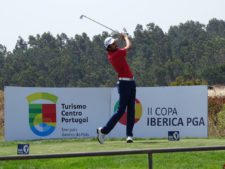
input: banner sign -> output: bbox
[4,86,208,141]
[4,87,110,141]
[109,86,208,138]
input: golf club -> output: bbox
[80,15,125,35]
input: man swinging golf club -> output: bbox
[97,33,136,144]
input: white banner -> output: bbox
[4,86,208,141]
[110,86,208,138]
[4,87,110,141]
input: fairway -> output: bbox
[0,137,225,169]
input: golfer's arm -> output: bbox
[123,35,132,50]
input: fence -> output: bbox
[0,146,225,169]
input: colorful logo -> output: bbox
[113,98,143,125]
[26,92,58,137]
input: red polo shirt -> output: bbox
[107,48,133,78]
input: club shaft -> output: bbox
[82,15,118,33]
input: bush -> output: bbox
[217,106,225,136]
[170,77,208,86]
[208,96,225,136]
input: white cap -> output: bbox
[104,37,117,48]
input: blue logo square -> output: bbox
[17,144,29,155]
[168,131,180,141]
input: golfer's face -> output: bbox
[109,41,118,51]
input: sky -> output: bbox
[0,0,225,51]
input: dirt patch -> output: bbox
[208,85,225,98]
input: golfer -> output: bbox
[97,33,136,144]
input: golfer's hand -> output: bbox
[121,33,131,49]
[120,33,128,40]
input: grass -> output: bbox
[0,137,225,169]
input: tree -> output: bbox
[1,19,225,88]
[203,64,225,85]
[207,18,225,38]
[0,44,7,89]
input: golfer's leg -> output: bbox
[126,82,136,137]
[101,82,129,134]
